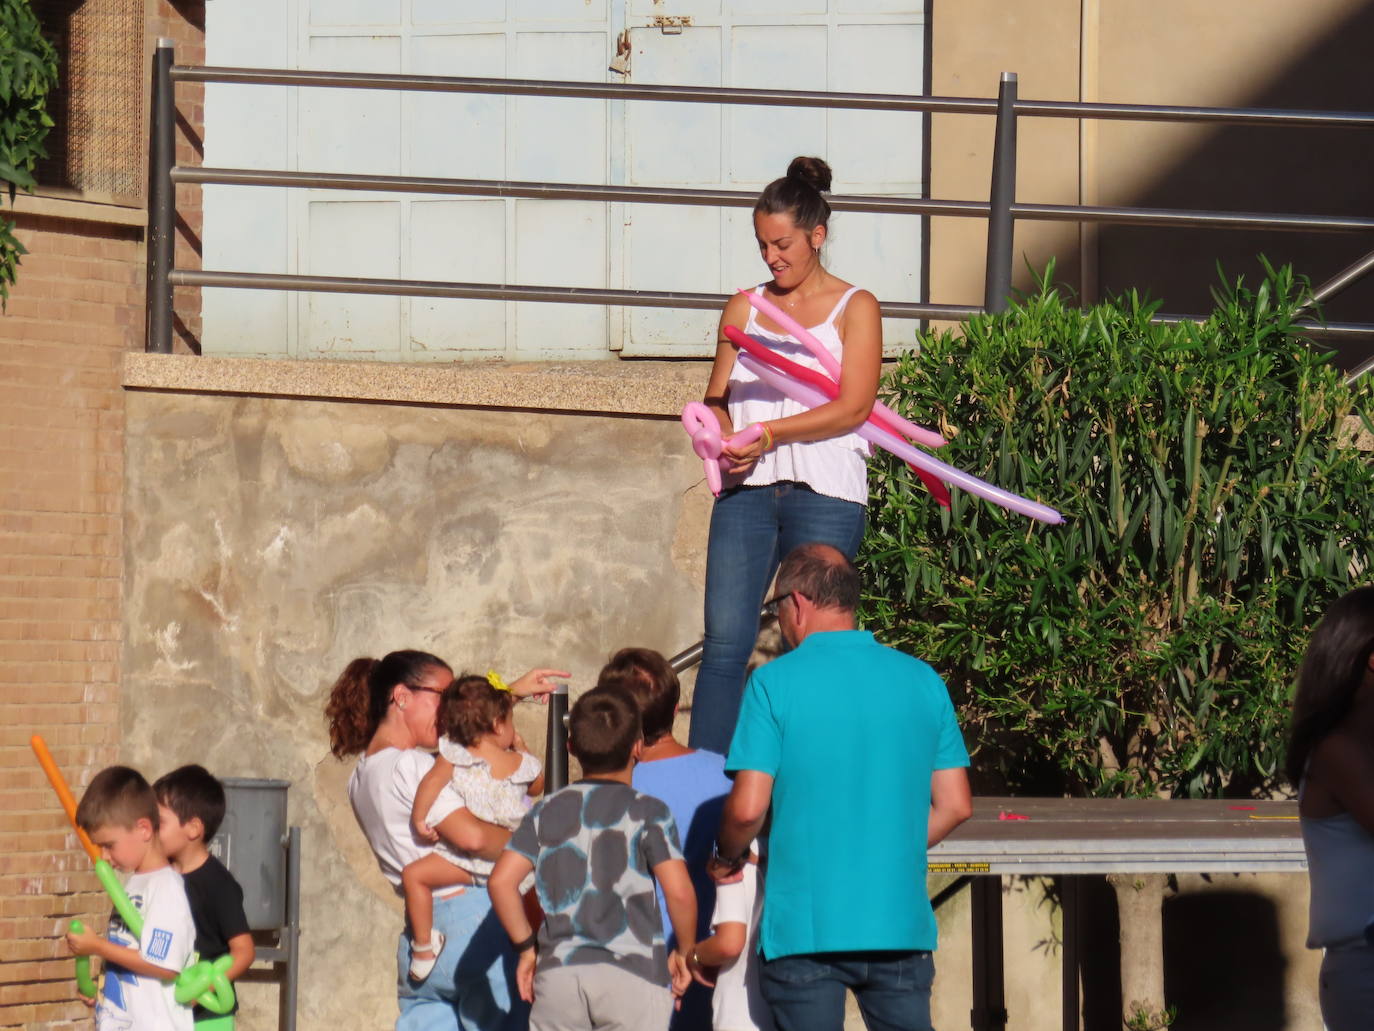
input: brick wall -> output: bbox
[0,216,140,1030]
[0,3,203,1026]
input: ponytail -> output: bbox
[325,650,452,758]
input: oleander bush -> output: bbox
[861,261,1374,798]
[0,0,58,305]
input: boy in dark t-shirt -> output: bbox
[488,686,698,1031]
[153,765,254,1029]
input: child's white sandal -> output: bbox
[408,930,445,981]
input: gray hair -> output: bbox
[776,543,860,611]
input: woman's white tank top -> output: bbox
[725,285,871,505]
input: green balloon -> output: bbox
[70,919,96,998]
[94,860,143,939]
[174,953,235,1013]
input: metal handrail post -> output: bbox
[984,73,1018,314]
[280,826,301,1031]
[146,39,176,354]
[544,683,570,792]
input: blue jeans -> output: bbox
[760,951,935,1031]
[397,890,528,1031]
[689,482,866,754]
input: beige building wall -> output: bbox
[929,0,1374,362]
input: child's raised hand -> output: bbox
[64,926,100,957]
[412,816,439,843]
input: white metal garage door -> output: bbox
[202,1,926,361]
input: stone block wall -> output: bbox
[119,361,713,1028]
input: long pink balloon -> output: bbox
[737,354,1064,525]
[723,326,950,508]
[739,289,947,450]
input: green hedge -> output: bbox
[0,0,58,305]
[861,262,1374,798]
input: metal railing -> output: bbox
[147,41,1374,372]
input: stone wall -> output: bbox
[121,361,713,1028]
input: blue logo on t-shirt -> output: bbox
[103,961,137,1010]
[147,928,173,962]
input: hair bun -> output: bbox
[786,156,832,194]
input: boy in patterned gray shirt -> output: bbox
[488,686,697,1031]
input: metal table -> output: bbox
[928,797,1305,1030]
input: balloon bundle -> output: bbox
[684,289,1064,525]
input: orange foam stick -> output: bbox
[30,735,100,863]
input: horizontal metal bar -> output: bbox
[178,167,1374,233]
[1014,202,1374,233]
[173,166,988,217]
[172,65,994,114]
[1152,311,1374,339]
[173,270,1373,340]
[1014,97,1374,129]
[170,269,982,320]
[170,65,1374,128]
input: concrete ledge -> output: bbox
[123,352,704,418]
[14,191,146,228]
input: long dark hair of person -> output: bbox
[1285,586,1374,786]
[325,650,452,758]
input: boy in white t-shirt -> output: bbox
[689,842,774,1031]
[65,766,197,1031]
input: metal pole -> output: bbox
[970,876,1008,1031]
[984,72,1018,314]
[544,683,570,792]
[1301,246,1374,315]
[280,826,301,1031]
[147,39,176,353]
[1061,876,1081,1031]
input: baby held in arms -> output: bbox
[400,674,543,981]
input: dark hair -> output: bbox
[153,764,227,840]
[568,687,642,775]
[596,648,679,743]
[76,766,159,832]
[438,674,515,747]
[325,650,453,758]
[754,156,833,233]
[776,542,860,612]
[1285,586,1374,785]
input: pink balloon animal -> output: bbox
[681,402,762,497]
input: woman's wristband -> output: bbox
[512,931,538,952]
[757,422,775,452]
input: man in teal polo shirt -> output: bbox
[705,543,972,1031]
